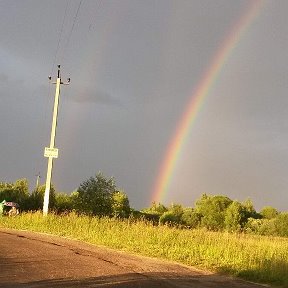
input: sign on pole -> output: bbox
[44,147,59,158]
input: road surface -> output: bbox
[0,229,267,288]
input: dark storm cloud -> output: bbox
[70,88,122,106]
[1,0,288,211]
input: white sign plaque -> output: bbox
[44,147,59,158]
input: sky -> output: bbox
[0,0,288,211]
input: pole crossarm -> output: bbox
[43,65,70,216]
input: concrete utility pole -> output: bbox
[35,172,41,189]
[43,65,70,216]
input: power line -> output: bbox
[50,0,70,76]
[61,0,83,65]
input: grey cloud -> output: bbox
[0,73,8,83]
[69,88,122,106]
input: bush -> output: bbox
[181,208,201,228]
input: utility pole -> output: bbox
[43,65,70,216]
[35,172,41,189]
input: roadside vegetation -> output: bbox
[1,212,287,287]
[0,173,288,286]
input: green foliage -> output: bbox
[69,191,80,210]
[245,213,288,238]
[14,178,29,195]
[0,182,14,190]
[128,208,143,219]
[141,202,168,215]
[140,202,168,223]
[224,201,246,232]
[181,208,201,228]
[168,203,184,216]
[54,193,73,213]
[196,194,232,230]
[28,185,56,211]
[258,219,278,236]
[76,172,116,216]
[260,206,279,219]
[242,198,259,219]
[1,176,287,239]
[159,203,184,225]
[0,178,29,209]
[0,184,15,202]
[245,218,264,234]
[112,191,130,218]
[159,204,184,225]
[274,213,288,237]
[159,211,180,225]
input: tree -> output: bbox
[181,208,201,228]
[76,172,116,216]
[258,219,277,236]
[245,218,265,234]
[14,178,29,195]
[0,182,15,202]
[159,203,184,225]
[195,194,232,230]
[141,202,168,216]
[242,198,259,219]
[168,203,184,217]
[260,206,279,219]
[54,193,73,213]
[245,213,288,237]
[112,191,130,218]
[14,178,30,209]
[274,213,288,237]
[28,184,56,211]
[224,201,246,232]
[159,211,180,225]
[0,178,29,209]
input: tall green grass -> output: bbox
[1,212,287,286]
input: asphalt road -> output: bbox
[0,229,267,288]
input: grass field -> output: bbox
[1,212,287,287]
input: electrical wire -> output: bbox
[38,0,84,187]
[50,0,70,77]
[61,0,83,65]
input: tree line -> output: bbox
[0,173,130,218]
[142,195,288,237]
[0,173,287,237]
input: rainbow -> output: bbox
[151,0,264,204]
